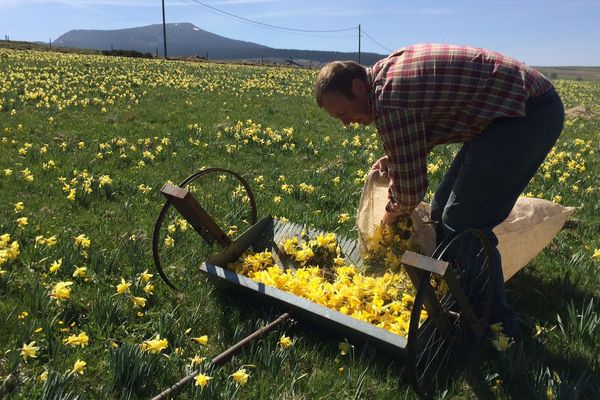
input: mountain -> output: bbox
[53,23,386,65]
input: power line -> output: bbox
[360,28,393,53]
[184,0,356,33]
[176,0,393,56]
[188,3,357,39]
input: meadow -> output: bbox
[0,47,599,399]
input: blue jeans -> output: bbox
[430,88,564,335]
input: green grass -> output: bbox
[0,47,599,399]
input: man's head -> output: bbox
[314,61,374,126]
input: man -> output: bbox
[314,43,564,338]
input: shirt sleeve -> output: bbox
[376,108,429,215]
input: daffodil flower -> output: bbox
[230,368,249,385]
[141,334,168,354]
[116,278,131,294]
[195,373,212,387]
[278,335,293,348]
[71,359,87,375]
[192,335,208,345]
[20,341,40,361]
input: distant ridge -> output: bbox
[53,22,386,65]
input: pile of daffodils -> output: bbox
[362,217,420,271]
[228,223,425,338]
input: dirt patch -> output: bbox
[565,105,595,119]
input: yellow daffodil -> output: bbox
[71,359,87,375]
[50,281,73,301]
[195,373,212,387]
[98,175,112,187]
[491,333,513,352]
[14,202,25,213]
[140,269,153,282]
[192,335,208,345]
[278,335,293,348]
[38,370,48,383]
[489,322,503,334]
[50,258,62,273]
[72,266,87,278]
[116,278,131,294]
[45,235,57,246]
[131,296,147,308]
[338,341,353,356]
[20,341,40,361]
[141,335,168,354]
[63,332,90,347]
[338,213,350,223]
[73,234,90,249]
[230,368,249,385]
[143,283,155,295]
[190,355,206,367]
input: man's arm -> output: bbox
[376,108,429,220]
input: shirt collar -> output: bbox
[365,67,378,118]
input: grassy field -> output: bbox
[0,47,599,399]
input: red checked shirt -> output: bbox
[366,43,553,215]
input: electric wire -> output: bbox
[179,0,393,54]
[184,0,356,33]
[360,28,393,53]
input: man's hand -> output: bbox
[382,209,401,225]
[371,155,389,178]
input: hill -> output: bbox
[535,66,600,82]
[53,22,386,66]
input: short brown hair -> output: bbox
[314,61,367,107]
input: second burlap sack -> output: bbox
[356,171,577,281]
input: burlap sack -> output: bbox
[356,171,577,282]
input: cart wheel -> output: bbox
[406,229,495,399]
[153,168,257,290]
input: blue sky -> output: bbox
[1,0,599,66]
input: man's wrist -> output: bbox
[385,200,398,213]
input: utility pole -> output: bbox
[162,0,168,59]
[358,24,361,64]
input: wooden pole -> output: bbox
[150,313,291,400]
[162,0,168,59]
[358,24,361,64]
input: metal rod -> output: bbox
[150,312,291,400]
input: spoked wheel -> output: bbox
[406,229,495,399]
[152,168,257,290]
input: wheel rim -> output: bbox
[407,229,495,398]
[152,168,257,290]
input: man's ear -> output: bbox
[351,78,367,97]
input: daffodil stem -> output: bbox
[150,312,291,400]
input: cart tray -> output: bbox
[201,216,408,356]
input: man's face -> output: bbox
[320,79,373,126]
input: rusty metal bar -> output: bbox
[403,261,442,316]
[150,312,291,400]
[160,183,231,248]
[443,267,485,338]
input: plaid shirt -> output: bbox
[366,43,553,215]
